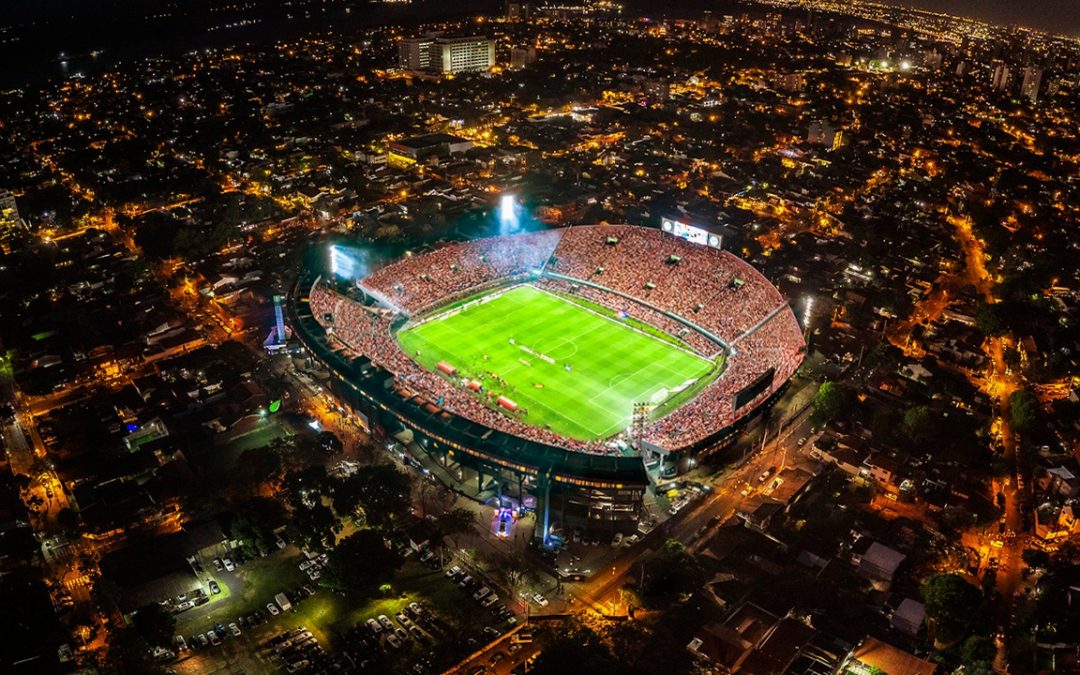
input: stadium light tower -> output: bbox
[499,194,519,234]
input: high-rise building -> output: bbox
[437,36,495,74]
[991,63,1010,92]
[398,35,495,74]
[399,37,438,71]
[0,189,20,236]
[1020,65,1043,102]
[510,46,537,70]
[506,1,531,21]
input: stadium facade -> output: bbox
[288,225,805,538]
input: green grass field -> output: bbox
[396,285,713,441]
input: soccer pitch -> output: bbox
[396,285,714,441]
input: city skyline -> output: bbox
[880,0,1080,35]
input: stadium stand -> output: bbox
[313,225,805,453]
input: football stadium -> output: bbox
[288,224,805,538]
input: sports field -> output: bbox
[396,285,713,441]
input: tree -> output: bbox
[417,479,455,518]
[57,507,80,534]
[921,573,982,645]
[101,628,166,675]
[1009,389,1039,432]
[975,303,1007,337]
[235,445,284,493]
[810,381,848,426]
[1021,548,1050,571]
[960,635,996,674]
[432,507,475,548]
[869,408,900,446]
[319,530,402,600]
[229,497,286,557]
[283,465,329,509]
[331,464,412,527]
[285,503,339,552]
[639,540,705,608]
[901,405,934,447]
[131,603,176,648]
[531,619,618,675]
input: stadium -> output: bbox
[288,224,805,539]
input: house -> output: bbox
[855,541,906,590]
[891,598,926,637]
[687,603,816,674]
[862,453,902,490]
[811,438,868,478]
[737,500,785,531]
[769,467,817,508]
[841,636,938,675]
[1040,465,1080,498]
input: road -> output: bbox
[562,404,815,616]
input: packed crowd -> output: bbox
[547,225,786,344]
[360,230,562,315]
[313,224,804,452]
[640,306,805,448]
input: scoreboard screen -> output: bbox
[661,217,722,249]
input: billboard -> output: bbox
[661,217,722,249]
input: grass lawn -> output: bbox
[396,284,713,440]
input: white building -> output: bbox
[399,35,495,74]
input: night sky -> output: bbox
[881,0,1079,35]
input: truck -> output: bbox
[274,592,292,612]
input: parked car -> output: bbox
[473,587,491,601]
[229,622,241,637]
[174,635,187,651]
[208,632,221,646]
[532,593,548,607]
[208,580,221,595]
[196,633,209,648]
[387,634,403,649]
[367,618,383,634]
[445,565,462,578]
[267,602,280,616]
[378,614,393,630]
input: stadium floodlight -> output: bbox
[329,244,362,280]
[499,193,519,234]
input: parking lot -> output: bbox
[165,543,524,674]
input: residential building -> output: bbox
[1021,65,1043,102]
[840,636,938,675]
